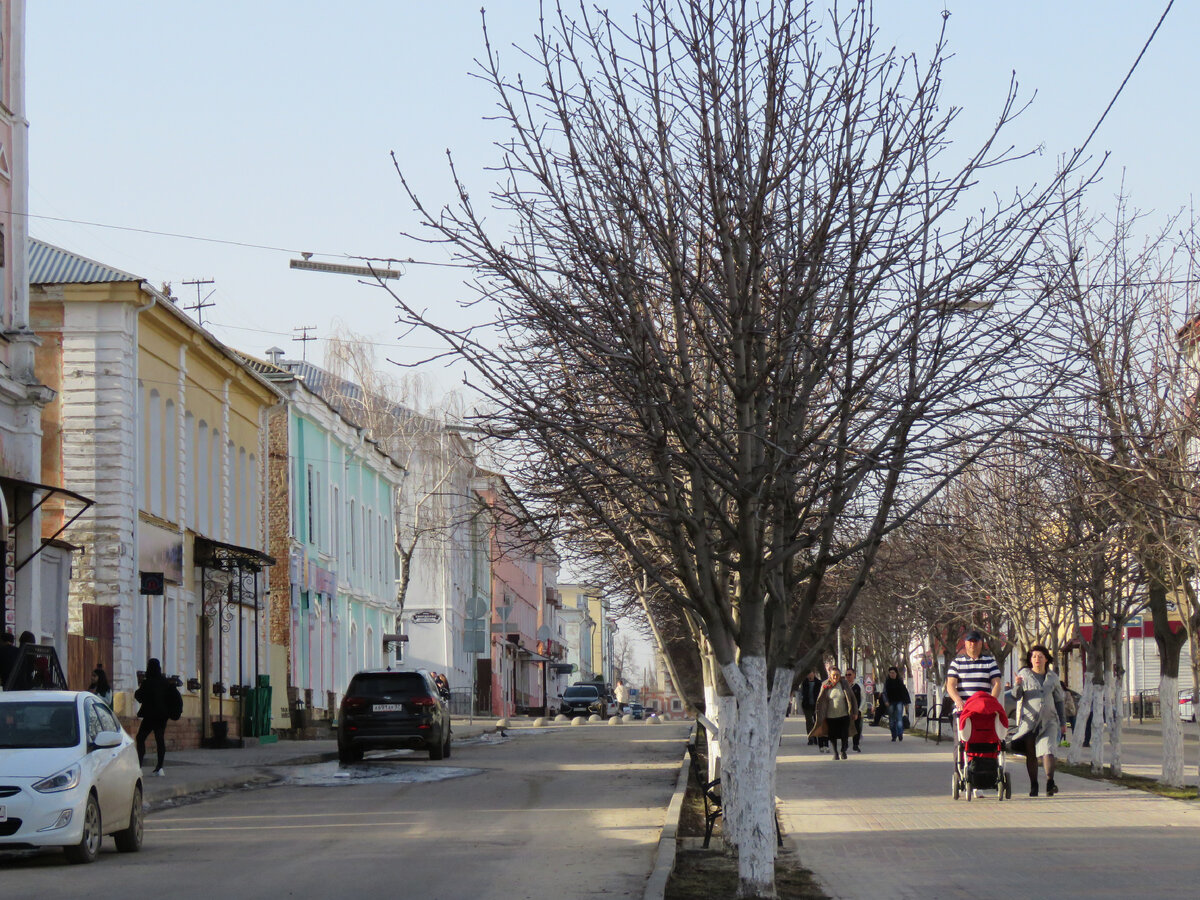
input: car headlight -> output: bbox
[33,764,81,793]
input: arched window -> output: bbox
[148,389,162,516]
[185,412,196,529]
[238,447,247,544]
[164,399,177,521]
[248,453,258,546]
[197,420,209,534]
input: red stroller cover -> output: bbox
[958,691,1009,746]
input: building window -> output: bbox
[307,465,316,546]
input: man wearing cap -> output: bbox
[945,630,1002,712]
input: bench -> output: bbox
[686,738,724,848]
[686,732,783,849]
[924,697,956,744]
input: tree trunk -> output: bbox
[720,657,786,899]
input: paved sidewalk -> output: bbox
[775,720,1200,900]
[139,716,505,807]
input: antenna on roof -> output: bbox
[293,325,318,362]
[182,278,216,325]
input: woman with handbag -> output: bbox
[808,664,859,760]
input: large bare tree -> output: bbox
[388,3,1084,893]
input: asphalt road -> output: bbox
[0,722,690,899]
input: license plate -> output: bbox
[374,704,401,712]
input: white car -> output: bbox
[0,690,143,863]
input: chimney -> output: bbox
[265,346,285,365]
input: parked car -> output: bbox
[630,703,645,720]
[560,684,608,717]
[0,690,144,863]
[337,669,452,763]
[1180,689,1196,723]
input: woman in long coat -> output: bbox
[1011,644,1066,797]
[808,664,859,760]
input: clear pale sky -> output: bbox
[26,2,1195,385]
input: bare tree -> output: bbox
[320,329,483,618]
[388,3,1084,893]
[1040,196,1200,786]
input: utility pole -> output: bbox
[182,278,216,326]
[293,325,317,362]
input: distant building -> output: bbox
[243,350,403,729]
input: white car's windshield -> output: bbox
[0,700,79,748]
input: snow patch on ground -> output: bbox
[278,758,482,786]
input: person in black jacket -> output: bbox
[799,670,826,751]
[845,668,864,752]
[0,632,18,687]
[135,658,178,775]
[882,666,912,742]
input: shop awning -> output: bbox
[0,475,95,572]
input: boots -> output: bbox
[1029,782,1038,797]
[1046,778,1058,796]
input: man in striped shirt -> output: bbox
[945,630,1002,712]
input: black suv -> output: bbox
[560,683,616,717]
[338,669,451,763]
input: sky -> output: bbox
[24,1,1195,680]
[25,2,1198,389]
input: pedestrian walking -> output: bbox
[945,629,1002,711]
[135,658,182,776]
[799,670,825,751]
[882,665,911,742]
[1011,644,1066,797]
[845,668,864,752]
[810,664,859,760]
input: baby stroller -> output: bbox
[951,691,1011,801]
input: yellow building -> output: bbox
[31,240,282,745]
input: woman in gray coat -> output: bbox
[1011,644,1066,797]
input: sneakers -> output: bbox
[151,768,165,777]
[891,736,897,742]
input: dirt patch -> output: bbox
[666,734,829,900]
[666,847,827,900]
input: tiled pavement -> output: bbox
[775,720,1200,900]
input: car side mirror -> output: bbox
[92,730,122,750]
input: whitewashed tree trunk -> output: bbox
[1159,672,1185,786]
[720,657,785,898]
[1106,676,1122,777]
[1070,679,1109,771]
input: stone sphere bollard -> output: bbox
[608,715,621,725]
[533,717,548,727]
[572,715,587,726]
[621,714,634,724]
[646,715,661,724]
[555,714,569,723]
[495,717,510,729]
[588,714,602,723]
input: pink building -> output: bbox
[475,475,560,716]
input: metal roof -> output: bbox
[28,238,142,285]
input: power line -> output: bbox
[10,209,469,267]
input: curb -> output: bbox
[644,745,690,900]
